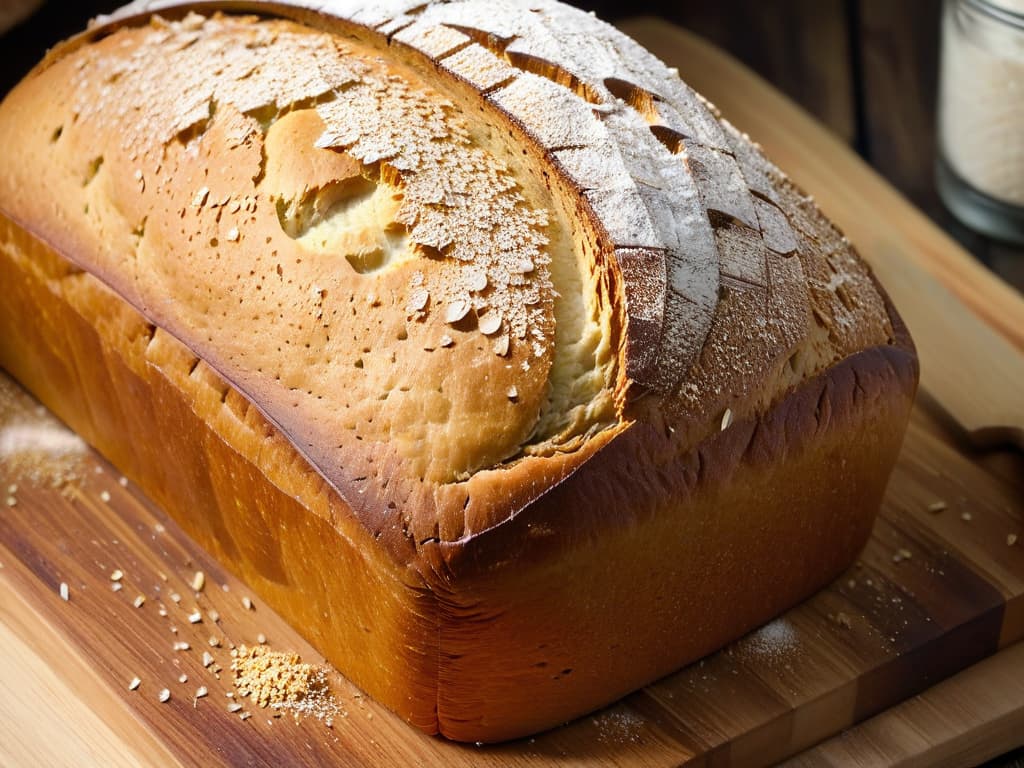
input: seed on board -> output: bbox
[927,500,948,513]
[188,611,203,624]
[191,571,205,592]
[110,569,124,582]
[59,582,69,601]
[159,689,171,703]
[202,651,215,668]
[128,676,141,691]
[100,490,111,503]
[721,408,734,431]
[478,311,503,336]
[242,596,253,611]
[133,595,146,608]
[445,299,470,324]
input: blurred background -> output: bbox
[1,0,1021,296]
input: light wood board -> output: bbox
[0,17,1022,768]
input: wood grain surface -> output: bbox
[0,17,1022,768]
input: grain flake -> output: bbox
[159,689,171,703]
[59,582,69,601]
[191,570,205,592]
[128,676,141,691]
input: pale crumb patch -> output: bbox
[231,645,339,725]
[128,676,141,691]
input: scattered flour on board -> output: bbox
[0,377,87,488]
[735,618,800,663]
[591,708,645,745]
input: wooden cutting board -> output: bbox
[1,18,1022,768]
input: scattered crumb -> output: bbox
[203,651,215,668]
[159,689,171,703]
[154,523,165,534]
[257,633,267,645]
[133,595,145,608]
[158,607,168,617]
[188,611,202,624]
[207,609,220,623]
[209,636,221,648]
[0,383,88,488]
[961,511,973,522]
[832,612,853,629]
[242,596,253,611]
[195,686,208,699]
[240,712,252,721]
[1009,534,1019,547]
[118,476,128,487]
[110,569,123,582]
[720,408,733,431]
[59,582,69,601]
[846,579,856,589]
[228,702,244,713]
[4,496,15,508]
[128,676,141,691]
[111,582,123,593]
[6,483,15,494]
[927,500,948,513]
[99,490,111,503]
[191,571,205,592]
[226,227,240,242]
[178,674,188,684]
[170,592,181,603]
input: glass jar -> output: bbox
[937,0,1024,244]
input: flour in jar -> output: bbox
[939,0,1024,206]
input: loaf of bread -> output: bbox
[0,0,917,742]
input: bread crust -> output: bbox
[0,0,918,741]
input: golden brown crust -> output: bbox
[0,0,919,742]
